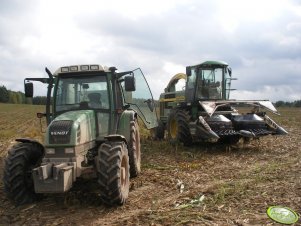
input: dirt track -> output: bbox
[0,107,300,225]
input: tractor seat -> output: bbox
[88,93,102,108]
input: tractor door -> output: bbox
[120,68,158,129]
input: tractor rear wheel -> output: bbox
[167,110,192,146]
[3,142,43,205]
[97,141,130,205]
[128,120,141,178]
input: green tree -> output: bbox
[275,101,285,107]
[0,85,9,103]
[294,100,301,107]
[9,92,18,104]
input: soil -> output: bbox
[0,108,300,225]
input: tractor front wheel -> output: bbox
[97,141,130,205]
[167,110,192,146]
[3,142,43,205]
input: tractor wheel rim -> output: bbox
[120,156,128,188]
[135,129,141,164]
[170,118,178,139]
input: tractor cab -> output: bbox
[185,61,233,102]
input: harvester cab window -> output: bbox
[185,68,197,102]
[197,68,222,100]
[187,68,197,89]
[224,68,231,99]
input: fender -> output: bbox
[117,110,137,142]
[104,134,127,144]
[15,138,45,155]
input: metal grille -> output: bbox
[49,120,73,144]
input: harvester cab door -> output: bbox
[121,68,158,129]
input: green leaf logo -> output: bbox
[267,206,299,224]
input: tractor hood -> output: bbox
[199,100,279,117]
[45,110,96,147]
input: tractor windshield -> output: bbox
[55,74,109,112]
[196,68,223,100]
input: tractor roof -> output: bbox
[188,60,228,68]
[53,64,111,76]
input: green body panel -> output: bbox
[116,110,136,142]
[45,110,96,147]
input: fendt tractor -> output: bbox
[3,65,157,205]
[156,60,287,145]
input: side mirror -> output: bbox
[25,82,33,97]
[125,76,136,91]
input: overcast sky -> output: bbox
[0,0,300,101]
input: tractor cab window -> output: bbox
[120,68,158,129]
[55,75,109,112]
[197,68,223,100]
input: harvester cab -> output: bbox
[185,61,233,102]
[4,65,157,206]
[156,60,287,145]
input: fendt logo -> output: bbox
[51,131,69,136]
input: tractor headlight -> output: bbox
[80,65,89,71]
[61,67,69,72]
[70,66,78,72]
[65,147,74,154]
[90,65,99,70]
[46,148,55,154]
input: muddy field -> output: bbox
[0,104,300,225]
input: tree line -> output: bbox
[0,85,47,105]
[0,84,300,107]
[274,100,301,108]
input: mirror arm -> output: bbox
[45,68,54,125]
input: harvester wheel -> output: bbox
[128,119,141,178]
[167,110,192,146]
[151,120,165,140]
[3,142,43,205]
[97,141,130,205]
[219,136,240,145]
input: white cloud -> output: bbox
[0,0,300,102]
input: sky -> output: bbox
[0,0,300,102]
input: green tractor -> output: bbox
[156,60,287,145]
[3,65,157,205]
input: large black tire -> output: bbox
[3,142,43,205]
[219,135,240,145]
[167,110,192,146]
[128,120,141,178]
[97,141,130,205]
[151,120,165,140]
